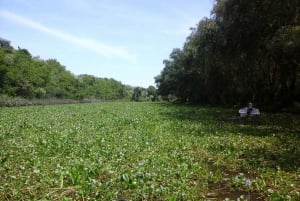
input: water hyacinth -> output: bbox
[0,102,299,200]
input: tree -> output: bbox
[0,40,128,101]
[155,0,300,109]
[131,87,142,102]
[147,85,158,101]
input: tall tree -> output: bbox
[0,39,128,101]
[156,0,300,108]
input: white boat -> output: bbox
[239,107,260,117]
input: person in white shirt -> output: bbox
[239,102,260,117]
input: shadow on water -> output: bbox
[159,104,300,171]
[159,104,299,135]
[220,114,299,171]
[159,104,299,136]
[159,103,227,122]
[159,104,299,200]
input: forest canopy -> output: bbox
[155,0,300,108]
[0,38,137,101]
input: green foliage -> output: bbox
[77,75,125,100]
[131,86,158,102]
[0,94,32,106]
[0,102,299,200]
[155,0,300,109]
[0,38,128,101]
[131,87,142,101]
[147,85,158,101]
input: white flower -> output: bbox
[137,161,145,166]
[245,178,251,186]
[33,169,40,174]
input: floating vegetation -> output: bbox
[0,102,299,200]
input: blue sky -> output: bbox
[0,0,214,87]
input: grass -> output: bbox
[0,95,102,107]
[0,102,299,200]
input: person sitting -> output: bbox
[246,102,253,115]
[239,102,260,117]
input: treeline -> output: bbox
[0,38,157,103]
[155,0,300,108]
[131,86,158,102]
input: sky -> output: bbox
[0,0,214,87]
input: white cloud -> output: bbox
[0,10,137,62]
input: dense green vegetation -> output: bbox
[1,2,299,199]
[0,39,158,104]
[0,102,299,200]
[155,0,300,108]
[2,1,299,109]
[0,39,124,100]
